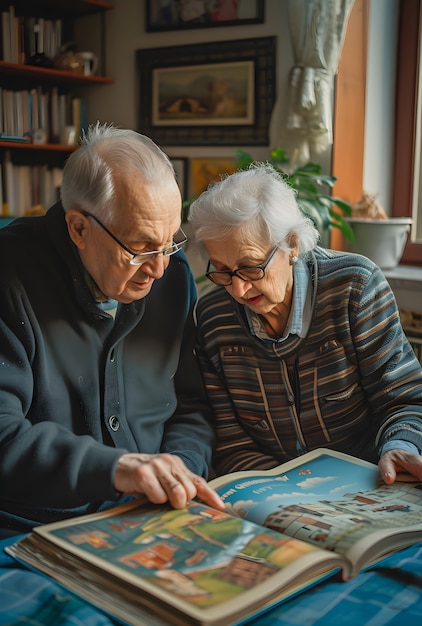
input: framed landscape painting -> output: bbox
[152,60,255,128]
[146,0,265,32]
[136,37,276,146]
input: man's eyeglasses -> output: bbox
[81,210,187,266]
[206,245,279,286]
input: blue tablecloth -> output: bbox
[1,537,422,625]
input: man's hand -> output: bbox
[378,449,422,484]
[114,452,225,510]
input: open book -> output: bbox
[6,449,422,626]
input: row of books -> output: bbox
[0,151,62,217]
[0,86,86,145]
[1,5,63,64]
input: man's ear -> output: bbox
[65,210,89,250]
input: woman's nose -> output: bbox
[230,275,251,297]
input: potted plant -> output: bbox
[235,148,354,247]
[345,191,413,270]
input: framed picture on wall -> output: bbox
[136,37,276,146]
[170,157,188,200]
[146,1,265,32]
[190,157,238,197]
[152,60,255,128]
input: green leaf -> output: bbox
[269,148,289,167]
[298,198,330,232]
[330,198,352,216]
[328,210,355,241]
[296,162,323,175]
[235,149,254,170]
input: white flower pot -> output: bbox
[346,218,413,270]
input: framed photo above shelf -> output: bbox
[146,0,265,32]
[136,36,276,146]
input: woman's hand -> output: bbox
[379,449,422,484]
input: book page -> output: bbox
[10,499,344,626]
[209,449,422,573]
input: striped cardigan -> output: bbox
[195,247,422,475]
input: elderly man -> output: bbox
[0,123,222,537]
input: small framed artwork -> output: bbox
[191,157,238,198]
[136,36,276,146]
[170,157,188,200]
[152,60,255,128]
[146,1,265,32]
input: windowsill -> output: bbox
[383,265,422,283]
[384,266,422,336]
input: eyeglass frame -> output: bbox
[205,244,280,286]
[80,210,188,266]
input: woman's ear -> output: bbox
[287,231,299,255]
[65,210,89,250]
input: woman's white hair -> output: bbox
[188,162,319,255]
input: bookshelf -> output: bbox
[0,0,114,216]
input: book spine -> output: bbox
[9,5,18,64]
[25,16,36,62]
[14,91,23,137]
[18,15,25,64]
[1,10,11,62]
[4,151,16,216]
[50,86,59,144]
[34,17,44,56]
[3,90,14,136]
[72,97,81,142]
[0,86,3,135]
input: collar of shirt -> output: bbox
[83,269,118,319]
[96,298,118,319]
[246,258,311,342]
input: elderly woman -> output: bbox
[188,162,422,484]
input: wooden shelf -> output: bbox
[0,0,114,214]
[0,141,78,152]
[0,1,114,18]
[0,60,113,85]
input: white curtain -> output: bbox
[269,0,355,168]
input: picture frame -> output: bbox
[146,1,265,32]
[170,157,188,200]
[136,37,276,146]
[190,157,238,197]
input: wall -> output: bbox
[77,0,400,199]
[75,0,293,164]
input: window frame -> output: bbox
[392,0,422,265]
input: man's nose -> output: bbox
[137,254,169,279]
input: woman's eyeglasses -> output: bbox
[206,245,279,286]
